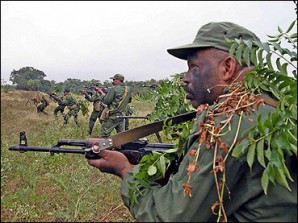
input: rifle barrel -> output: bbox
[9,145,86,154]
[116,116,148,119]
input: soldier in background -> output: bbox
[47,92,65,117]
[37,95,49,115]
[53,100,65,117]
[97,74,132,137]
[60,89,80,126]
[80,83,106,135]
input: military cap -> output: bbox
[92,82,99,87]
[110,74,125,81]
[167,21,260,60]
[63,88,70,92]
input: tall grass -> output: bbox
[1,89,156,222]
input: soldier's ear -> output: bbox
[220,56,238,82]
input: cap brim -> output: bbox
[167,43,211,60]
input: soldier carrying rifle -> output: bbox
[47,92,65,117]
[80,83,106,135]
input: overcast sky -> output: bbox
[1,1,297,84]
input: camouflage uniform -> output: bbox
[54,95,65,117]
[54,104,65,117]
[99,82,132,138]
[60,91,80,125]
[37,95,49,115]
[84,90,105,135]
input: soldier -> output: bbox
[60,89,80,126]
[37,95,49,115]
[97,74,132,137]
[87,22,297,222]
[48,92,65,117]
[80,83,106,135]
[53,100,65,117]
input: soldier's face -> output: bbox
[183,49,223,108]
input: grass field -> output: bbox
[1,89,158,222]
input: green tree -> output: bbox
[9,66,46,90]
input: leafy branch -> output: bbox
[225,19,297,194]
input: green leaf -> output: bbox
[257,114,266,135]
[268,38,279,43]
[243,47,250,66]
[286,20,296,33]
[236,44,244,65]
[257,49,264,66]
[271,149,282,168]
[266,53,274,70]
[271,42,283,55]
[251,47,258,66]
[247,142,256,171]
[232,142,243,158]
[267,163,276,184]
[147,165,157,176]
[256,138,266,168]
[261,170,269,195]
[281,160,294,182]
[264,116,273,129]
[229,43,238,56]
[262,42,271,53]
[243,39,253,50]
[274,166,291,191]
[158,155,166,176]
[277,25,283,34]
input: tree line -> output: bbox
[4,66,165,96]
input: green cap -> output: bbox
[110,74,125,81]
[167,21,260,60]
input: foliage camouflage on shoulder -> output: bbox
[128,73,194,205]
[185,19,297,222]
[128,20,297,219]
[226,19,297,189]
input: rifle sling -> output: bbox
[88,111,197,150]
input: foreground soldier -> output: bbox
[60,89,80,126]
[87,22,297,222]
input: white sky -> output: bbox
[1,1,297,84]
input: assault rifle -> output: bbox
[80,86,111,96]
[141,84,159,90]
[47,92,62,103]
[9,131,175,165]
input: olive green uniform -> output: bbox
[37,96,49,114]
[84,91,105,135]
[60,93,80,125]
[100,84,132,138]
[54,104,65,117]
[54,96,65,117]
[120,103,297,222]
